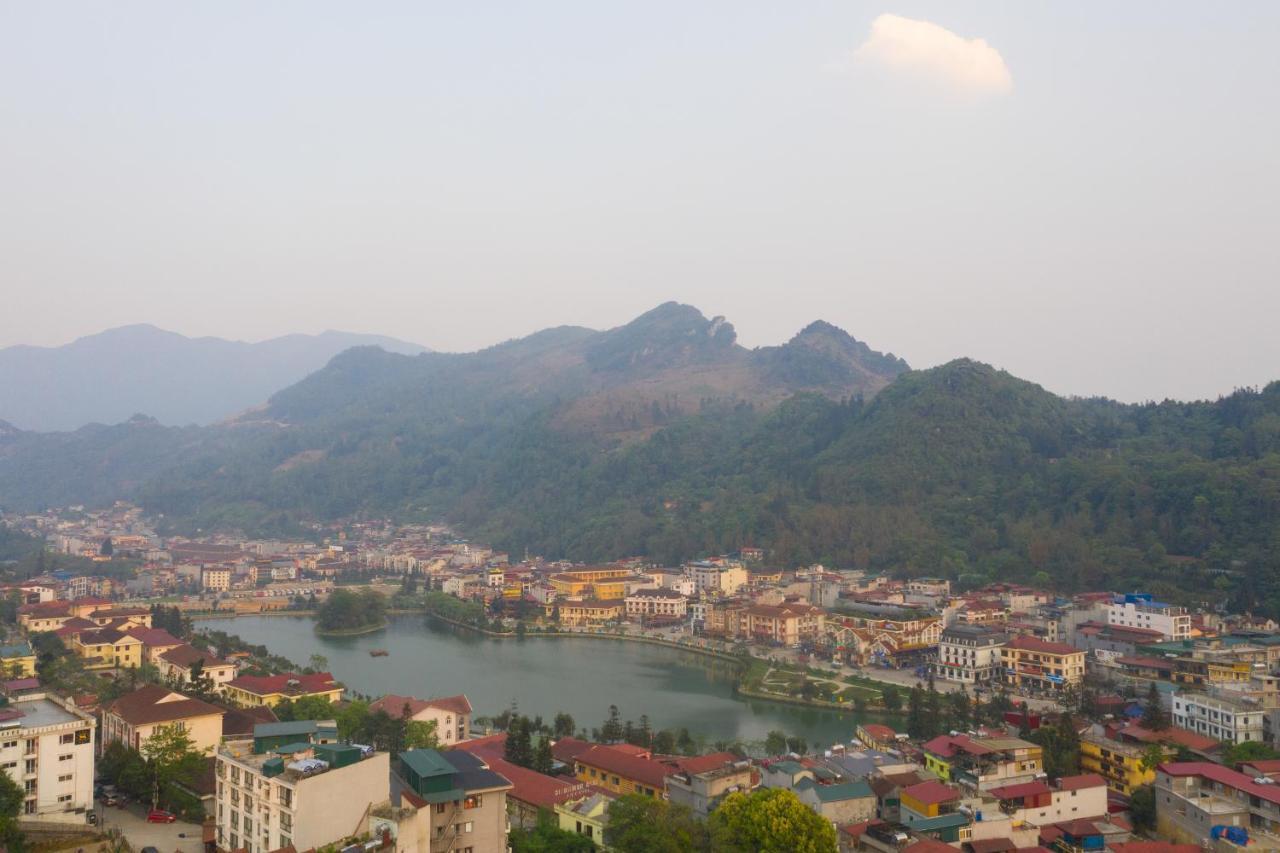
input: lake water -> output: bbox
[197,614,897,749]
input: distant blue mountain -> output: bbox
[0,324,429,431]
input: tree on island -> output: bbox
[316,588,387,633]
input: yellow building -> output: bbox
[546,599,623,627]
[73,627,144,669]
[1080,732,1165,795]
[85,607,152,629]
[223,671,344,708]
[0,641,37,677]
[574,745,669,799]
[549,573,629,600]
[1001,635,1085,690]
[102,684,225,754]
[556,792,612,849]
[18,602,74,633]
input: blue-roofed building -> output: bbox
[1106,592,1191,641]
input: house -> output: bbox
[18,600,73,633]
[1001,636,1085,691]
[0,641,37,678]
[666,755,757,818]
[744,602,827,647]
[762,759,814,790]
[796,779,877,825]
[216,735,390,852]
[556,792,613,847]
[369,693,472,745]
[573,744,670,798]
[624,588,689,620]
[156,644,238,690]
[899,780,961,827]
[1154,761,1280,848]
[868,770,927,822]
[123,627,184,663]
[393,748,513,853]
[921,734,1042,789]
[0,691,96,824]
[223,671,344,708]
[85,606,151,628]
[101,685,225,755]
[71,627,144,669]
[988,774,1108,827]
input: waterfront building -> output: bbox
[223,672,344,708]
[544,599,622,627]
[688,561,748,597]
[1,691,95,823]
[624,588,689,620]
[370,693,472,745]
[744,602,826,647]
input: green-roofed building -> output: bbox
[795,778,876,824]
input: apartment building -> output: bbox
[1001,635,1085,691]
[216,735,390,853]
[101,685,225,755]
[1172,691,1264,744]
[934,625,1006,685]
[0,692,95,823]
[1080,731,1163,795]
[988,774,1108,827]
[202,567,232,592]
[370,693,472,745]
[393,748,512,853]
[1107,593,1191,641]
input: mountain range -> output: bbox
[0,324,429,431]
[1,302,1278,616]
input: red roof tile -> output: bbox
[576,745,671,790]
[902,780,960,806]
[1006,635,1080,656]
[1056,773,1106,791]
[989,780,1051,800]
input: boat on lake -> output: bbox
[369,649,389,657]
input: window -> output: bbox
[58,774,72,782]
[0,741,14,749]
[23,800,34,815]
[280,838,291,851]
[280,813,292,832]
[463,795,482,809]
[59,753,73,761]
[57,794,72,803]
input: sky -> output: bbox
[2,2,1278,403]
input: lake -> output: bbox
[197,614,897,749]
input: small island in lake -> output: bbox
[315,587,389,636]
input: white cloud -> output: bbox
[848,14,1012,97]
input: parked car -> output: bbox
[100,794,117,806]
[146,808,177,823]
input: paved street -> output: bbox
[94,803,204,853]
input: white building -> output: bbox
[1106,593,1191,641]
[1172,692,1264,744]
[934,624,1006,686]
[625,588,689,620]
[688,562,747,597]
[1,692,96,824]
[216,738,390,853]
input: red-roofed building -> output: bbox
[223,671,343,708]
[573,744,671,798]
[838,819,883,853]
[455,733,603,829]
[1155,761,1280,847]
[990,775,1107,827]
[369,693,472,744]
[125,626,185,663]
[857,723,899,750]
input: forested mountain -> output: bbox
[0,324,429,430]
[2,303,1278,614]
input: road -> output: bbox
[94,802,204,853]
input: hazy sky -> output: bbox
[2,2,1277,403]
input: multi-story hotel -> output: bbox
[934,624,1006,685]
[1172,691,1264,744]
[1106,593,1191,641]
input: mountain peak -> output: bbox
[585,303,738,374]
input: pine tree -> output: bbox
[1140,683,1169,731]
[601,705,624,743]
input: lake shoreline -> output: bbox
[315,620,390,637]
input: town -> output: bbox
[0,502,1273,853]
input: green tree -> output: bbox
[1140,683,1169,731]
[906,686,927,739]
[709,788,837,853]
[1138,744,1167,775]
[506,716,534,768]
[1129,785,1156,830]
[1221,740,1280,767]
[532,737,555,774]
[141,724,208,810]
[764,730,788,756]
[601,705,624,743]
[880,684,902,712]
[510,810,597,852]
[0,765,24,851]
[553,712,576,737]
[604,795,709,853]
[405,719,440,750]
